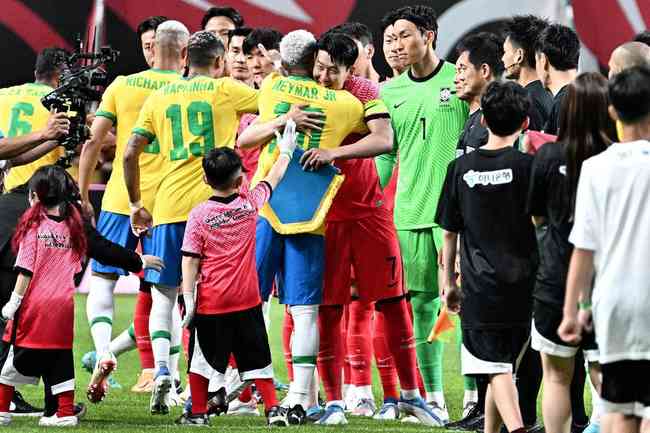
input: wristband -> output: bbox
[129,200,143,213]
[578,301,592,310]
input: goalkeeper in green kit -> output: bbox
[378,5,470,423]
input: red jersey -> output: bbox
[236,114,261,182]
[327,76,388,222]
[5,215,82,349]
[181,182,272,315]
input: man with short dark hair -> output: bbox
[436,81,537,433]
[378,6,469,423]
[201,6,244,48]
[227,27,253,85]
[136,16,168,68]
[328,22,380,82]
[502,15,552,132]
[535,24,580,135]
[455,32,504,157]
[243,28,283,87]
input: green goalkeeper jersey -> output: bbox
[378,61,468,230]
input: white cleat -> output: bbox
[0,412,11,426]
[373,400,399,420]
[38,414,78,427]
[150,368,172,415]
[352,398,376,417]
[428,401,449,425]
[227,398,260,416]
[401,415,421,424]
[315,404,348,425]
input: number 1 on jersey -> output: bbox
[420,117,426,141]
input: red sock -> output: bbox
[342,305,351,385]
[56,391,74,418]
[317,305,344,402]
[239,385,253,403]
[0,384,13,412]
[379,299,419,392]
[373,310,399,400]
[406,298,427,396]
[189,372,209,415]
[255,378,278,412]
[134,285,154,370]
[348,300,373,387]
[282,307,294,382]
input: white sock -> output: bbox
[87,276,116,355]
[150,285,175,374]
[401,388,419,400]
[287,305,319,408]
[463,390,478,406]
[208,370,225,393]
[308,368,319,408]
[426,391,445,407]
[356,385,373,400]
[262,301,271,331]
[108,324,136,357]
[169,303,182,382]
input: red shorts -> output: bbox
[323,210,403,305]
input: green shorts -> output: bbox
[397,227,443,295]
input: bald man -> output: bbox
[608,41,650,78]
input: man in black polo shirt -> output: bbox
[502,15,553,132]
[436,81,537,433]
[454,32,504,157]
[534,24,580,135]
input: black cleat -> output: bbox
[207,387,228,416]
[10,391,43,417]
[74,403,87,420]
[267,406,288,426]
[175,412,210,426]
[287,404,306,425]
[446,403,484,431]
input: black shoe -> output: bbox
[207,388,228,416]
[175,412,210,426]
[10,390,43,417]
[528,424,546,433]
[74,402,87,420]
[267,406,288,426]
[175,379,183,395]
[446,404,484,431]
[287,404,306,425]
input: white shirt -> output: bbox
[570,141,650,364]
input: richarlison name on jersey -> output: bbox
[125,76,176,91]
[272,78,337,102]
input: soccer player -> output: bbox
[502,15,552,132]
[377,5,468,422]
[227,27,253,86]
[78,20,186,404]
[301,31,439,426]
[535,24,580,135]
[137,16,168,68]
[380,15,406,80]
[236,29,383,425]
[528,72,615,433]
[123,29,258,415]
[558,66,650,433]
[328,22,380,83]
[201,6,244,48]
[243,28,283,88]
[607,42,650,78]
[455,32,504,157]
[176,130,296,426]
[0,48,69,193]
[436,81,536,433]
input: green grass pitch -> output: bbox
[9,294,564,432]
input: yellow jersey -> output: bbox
[96,68,181,215]
[251,73,382,234]
[133,75,258,226]
[0,83,63,191]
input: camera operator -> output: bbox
[0,48,71,191]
